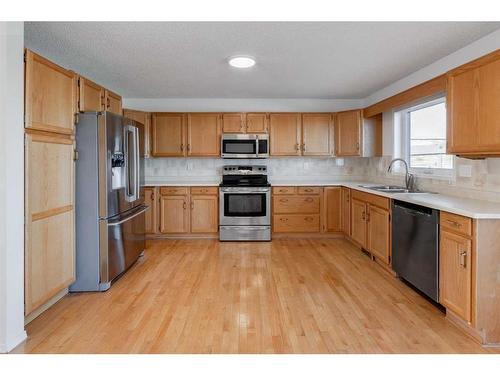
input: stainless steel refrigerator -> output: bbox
[70,112,147,292]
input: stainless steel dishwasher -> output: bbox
[392,200,439,302]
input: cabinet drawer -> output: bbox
[273,186,296,195]
[440,211,472,237]
[273,196,320,214]
[297,187,321,195]
[351,190,390,210]
[190,186,218,195]
[273,214,320,233]
[160,187,189,195]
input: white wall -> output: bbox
[0,22,26,353]
[365,28,500,107]
[123,98,364,112]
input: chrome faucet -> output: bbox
[387,158,416,192]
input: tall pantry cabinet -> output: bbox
[24,50,76,317]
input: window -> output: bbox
[396,97,453,176]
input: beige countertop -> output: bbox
[144,178,500,219]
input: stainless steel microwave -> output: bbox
[221,134,269,158]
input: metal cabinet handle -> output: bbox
[460,251,467,268]
[150,192,154,200]
[362,211,366,220]
[190,202,194,210]
[304,188,313,192]
[295,143,300,151]
[302,143,306,152]
[356,142,360,150]
[187,144,191,152]
[280,218,288,222]
[304,217,314,222]
[280,198,289,203]
[107,97,110,109]
[180,144,184,151]
[305,198,313,202]
[279,189,288,193]
[183,202,187,210]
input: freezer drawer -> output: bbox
[101,205,147,287]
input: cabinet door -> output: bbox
[78,77,104,112]
[335,110,361,156]
[190,195,218,233]
[187,113,221,156]
[124,109,151,158]
[341,187,351,236]
[447,55,500,154]
[151,113,186,157]
[440,230,472,322]
[105,90,122,115]
[143,187,158,234]
[302,113,332,156]
[367,205,390,264]
[25,132,75,315]
[159,195,190,233]
[269,113,301,156]
[246,113,268,133]
[222,113,245,133]
[323,187,341,232]
[24,50,76,135]
[350,198,367,248]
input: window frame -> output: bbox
[399,96,454,178]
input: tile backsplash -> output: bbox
[145,156,500,202]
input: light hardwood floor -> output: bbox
[14,238,499,353]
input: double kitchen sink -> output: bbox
[358,185,434,194]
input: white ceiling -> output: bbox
[25,22,500,99]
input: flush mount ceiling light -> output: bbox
[228,56,256,68]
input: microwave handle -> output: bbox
[255,137,259,158]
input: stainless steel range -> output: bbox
[219,165,271,241]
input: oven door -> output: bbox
[220,187,270,226]
[221,135,258,158]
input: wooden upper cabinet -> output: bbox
[447,51,500,156]
[78,76,104,112]
[367,205,390,264]
[323,187,341,233]
[151,113,186,157]
[351,198,367,248]
[302,113,333,156]
[222,113,245,133]
[104,90,122,115]
[439,230,473,322]
[246,113,268,133]
[24,49,76,135]
[270,113,301,156]
[124,109,151,158]
[186,113,221,156]
[341,187,351,236]
[335,110,362,156]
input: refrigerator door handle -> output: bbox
[108,205,149,226]
[124,125,139,202]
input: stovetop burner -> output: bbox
[220,165,270,187]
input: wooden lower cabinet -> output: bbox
[272,186,321,233]
[159,194,190,234]
[351,198,367,247]
[144,187,158,234]
[323,187,341,232]
[25,132,75,315]
[341,187,351,236]
[350,191,391,265]
[190,194,218,233]
[439,214,474,323]
[155,186,218,235]
[367,205,391,264]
